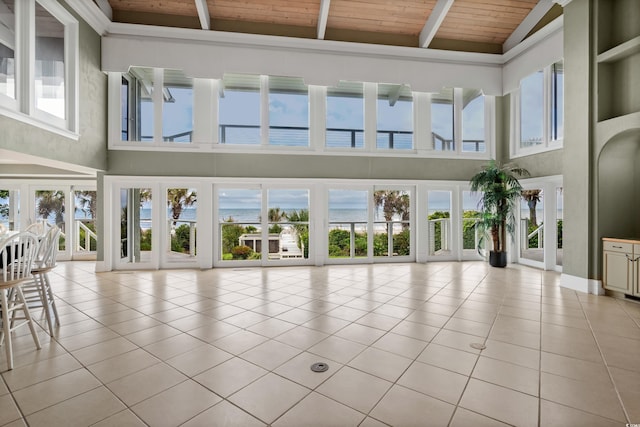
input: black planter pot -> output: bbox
[489,251,507,267]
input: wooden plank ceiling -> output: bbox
[105,0,562,54]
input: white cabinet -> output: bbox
[603,238,640,295]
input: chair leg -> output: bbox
[43,273,60,327]
[36,274,54,336]
[1,289,14,370]
[16,286,41,351]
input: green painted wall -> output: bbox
[106,151,488,181]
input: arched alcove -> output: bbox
[598,128,640,240]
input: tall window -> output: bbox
[34,2,65,120]
[269,76,309,147]
[326,81,364,148]
[551,61,564,142]
[162,69,193,143]
[219,73,261,145]
[520,70,544,148]
[123,67,154,142]
[462,89,485,153]
[0,0,15,101]
[515,60,563,155]
[377,84,413,150]
[431,88,454,151]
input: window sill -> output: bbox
[511,142,563,159]
[0,106,79,141]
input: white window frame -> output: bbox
[108,67,494,160]
[511,62,563,158]
[0,0,78,136]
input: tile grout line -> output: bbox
[576,294,631,424]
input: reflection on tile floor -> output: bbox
[1,261,640,426]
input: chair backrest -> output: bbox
[36,226,60,269]
[24,221,48,237]
[0,231,40,283]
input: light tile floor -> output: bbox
[1,261,640,426]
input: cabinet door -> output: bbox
[603,250,632,293]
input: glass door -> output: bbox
[164,186,198,266]
[427,190,452,258]
[373,188,412,260]
[461,190,484,260]
[520,188,544,265]
[0,188,20,232]
[72,188,98,260]
[266,188,310,264]
[327,189,370,262]
[33,187,69,260]
[117,186,156,268]
[217,187,262,265]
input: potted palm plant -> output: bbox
[470,160,529,267]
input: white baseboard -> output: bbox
[95,261,110,272]
[560,273,604,295]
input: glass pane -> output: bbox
[267,189,310,260]
[326,82,364,148]
[520,70,544,148]
[520,189,544,262]
[167,188,197,259]
[462,191,482,253]
[34,190,65,250]
[219,74,261,145]
[328,189,368,258]
[162,70,193,143]
[121,77,129,140]
[0,0,15,99]
[377,84,413,149]
[74,190,97,253]
[556,187,563,267]
[462,89,485,153]
[269,76,309,147]
[428,191,451,256]
[551,61,564,141]
[218,189,261,261]
[129,67,154,142]
[120,188,152,263]
[431,88,454,151]
[35,2,65,119]
[0,189,19,231]
[373,190,410,257]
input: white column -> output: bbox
[413,92,431,153]
[153,68,163,145]
[260,75,269,146]
[363,82,377,153]
[193,78,216,145]
[309,85,326,152]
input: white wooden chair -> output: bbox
[0,231,42,370]
[20,226,61,336]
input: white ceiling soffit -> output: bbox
[0,149,99,177]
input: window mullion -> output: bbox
[309,85,325,152]
[152,68,163,145]
[16,0,34,115]
[413,92,430,153]
[363,82,377,153]
[260,75,269,147]
[543,65,551,148]
[453,88,463,155]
